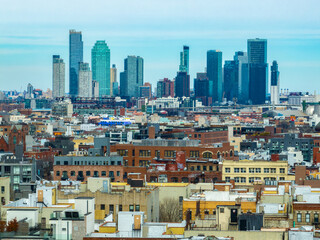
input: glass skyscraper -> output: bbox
[175,71,190,98]
[270,60,280,104]
[52,55,65,98]
[69,30,83,97]
[91,41,110,97]
[179,46,189,73]
[234,51,249,104]
[207,50,223,102]
[248,38,268,104]
[120,56,144,98]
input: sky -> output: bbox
[0,0,320,93]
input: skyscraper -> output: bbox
[194,72,211,106]
[179,46,189,73]
[175,71,190,98]
[139,82,152,99]
[248,38,268,104]
[234,51,249,104]
[223,60,238,102]
[110,64,117,96]
[120,56,144,98]
[91,41,110,97]
[157,78,174,98]
[52,55,65,98]
[69,30,83,97]
[26,83,34,99]
[78,62,92,98]
[207,50,223,102]
[270,60,280,104]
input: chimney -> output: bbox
[148,126,155,139]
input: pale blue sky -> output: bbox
[0,0,319,92]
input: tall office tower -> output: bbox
[113,82,119,96]
[110,64,117,96]
[91,41,110,97]
[139,82,152,98]
[223,60,238,102]
[52,55,65,98]
[234,51,249,104]
[157,78,174,98]
[270,60,280,104]
[194,73,212,106]
[26,83,34,99]
[92,80,99,98]
[207,50,223,102]
[175,71,190,97]
[179,45,189,73]
[120,56,144,98]
[248,38,268,104]
[78,62,92,98]
[69,30,83,97]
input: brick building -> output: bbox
[0,124,29,153]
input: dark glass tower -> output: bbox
[223,60,238,101]
[69,30,83,97]
[247,38,268,104]
[207,50,223,102]
[175,71,190,98]
[179,46,189,73]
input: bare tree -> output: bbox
[159,198,180,222]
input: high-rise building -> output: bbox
[270,60,280,104]
[92,80,99,98]
[78,62,92,98]
[157,78,174,98]
[179,46,189,73]
[139,82,152,99]
[207,50,223,102]
[223,60,237,102]
[234,51,249,104]
[194,72,211,106]
[91,41,110,97]
[120,56,144,98]
[175,72,190,98]
[248,38,268,104]
[26,83,34,99]
[110,64,117,96]
[69,30,83,97]
[52,55,65,98]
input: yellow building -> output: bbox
[73,136,94,151]
[0,177,10,206]
[222,159,290,185]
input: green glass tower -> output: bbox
[91,41,111,96]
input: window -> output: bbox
[306,213,310,223]
[220,208,224,213]
[94,171,99,177]
[270,168,276,173]
[225,177,230,182]
[234,168,240,173]
[56,161,60,165]
[109,171,114,177]
[13,167,20,175]
[13,176,20,184]
[241,177,246,183]
[255,168,261,173]
[117,149,128,156]
[164,150,176,158]
[13,136,17,145]
[155,150,160,158]
[203,152,212,158]
[225,168,231,173]
[297,213,302,222]
[102,171,106,176]
[139,150,151,157]
[86,171,91,176]
[109,204,114,213]
[117,171,120,177]
[264,168,270,173]
[249,177,254,183]
[241,168,246,173]
[56,171,60,176]
[135,205,140,211]
[129,205,134,212]
[139,160,148,167]
[1,186,4,194]
[280,168,285,173]
[314,213,319,223]
[197,166,201,171]
[190,166,195,171]
[203,166,207,171]
[209,166,213,171]
[71,171,75,176]
[119,205,123,211]
[190,151,200,158]
[234,177,240,183]
[279,177,285,181]
[101,204,105,210]
[249,168,254,173]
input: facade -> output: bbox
[175,71,190,98]
[0,177,10,206]
[179,45,189,73]
[248,38,268,104]
[157,78,174,98]
[78,62,92,98]
[120,56,144,98]
[222,159,290,185]
[51,100,73,117]
[234,51,249,104]
[0,124,29,153]
[270,60,280,104]
[223,60,238,102]
[207,50,223,102]
[140,82,152,99]
[91,41,111,97]
[92,80,99,98]
[110,64,117,96]
[52,55,65,98]
[69,29,83,97]
[194,73,211,106]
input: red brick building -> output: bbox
[0,124,28,153]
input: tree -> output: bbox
[159,198,180,222]
[6,218,18,232]
[0,221,6,232]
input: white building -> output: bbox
[52,55,65,98]
[78,62,92,98]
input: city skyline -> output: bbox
[0,0,319,92]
